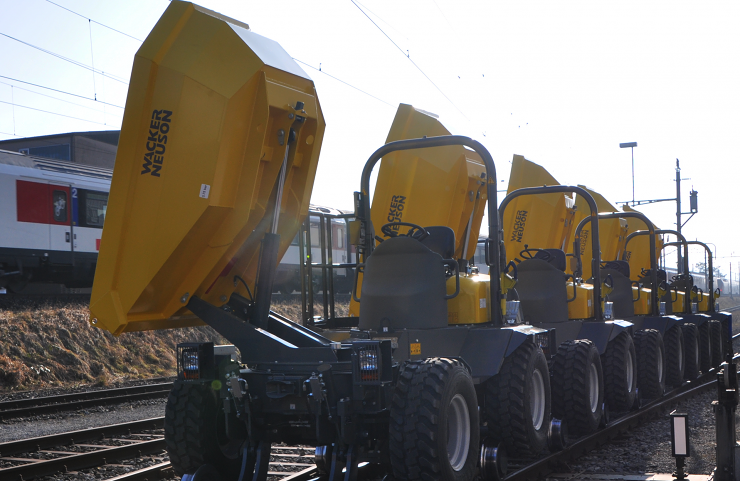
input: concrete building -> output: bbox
[0,130,119,169]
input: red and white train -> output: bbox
[0,148,354,294]
[0,149,111,292]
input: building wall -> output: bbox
[72,136,117,169]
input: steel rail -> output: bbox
[0,417,164,456]
[0,434,165,480]
[504,355,740,481]
[0,383,173,419]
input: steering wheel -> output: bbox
[519,246,552,262]
[381,222,430,241]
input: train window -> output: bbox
[52,190,67,222]
[336,228,344,249]
[310,225,320,247]
[78,190,108,228]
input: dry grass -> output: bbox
[0,299,225,391]
[0,295,350,392]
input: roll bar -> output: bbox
[625,229,690,313]
[664,240,716,312]
[499,186,604,321]
[575,212,658,316]
[358,135,503,326]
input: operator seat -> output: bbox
[516,248,569,324]
[358,227,453,332]
[598,261,634,318]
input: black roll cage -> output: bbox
[499,185,605,321]
[357,135,504,326]
[575,212,659,316]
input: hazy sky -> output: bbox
[1,0,738,279]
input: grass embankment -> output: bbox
[0,299,227,391]
[0,295,349,392]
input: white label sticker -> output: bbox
[479,298,486,308]
[199,184,211,199]
[290,403,296,410]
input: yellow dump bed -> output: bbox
[621,204,663,282]
[90,1,325,335]
[371,104,487,258]
[349,104,487,317]
[568,185,625,280]
[503,155,573,259]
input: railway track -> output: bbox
[3,333,739,480]
[0,382,173,420]
[0,417,320,481]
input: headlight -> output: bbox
[359,348,379,381]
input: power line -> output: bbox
[0,75,124,109]
[294,59,394,108]
[0,100,108,126]
[349,0,468,120]
[44,0,144,42]
[0,31,129,85]
[0,80,122,118]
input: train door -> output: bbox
[15,179,51,250]
[48,184,73,253]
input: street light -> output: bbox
[620,142,638,204]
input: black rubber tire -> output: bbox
[551,340,604,436]
[699,322,712,373]
[664,326,685,388]
[601,331,637,412]
[710,320,723,368]
[634,329,666,400]
[486,341,551,455]
[681,323,700,380]
[389,361,424,480]
[389,358,479,481]
[165,381,247,478]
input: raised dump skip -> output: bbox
[90,1,325,335]
[503,155,573,256]
[372,104,487,259]
[568,185,625,280]
[622,204,664,281]
[348,104,487,317]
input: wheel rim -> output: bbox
[530,368,546,431]
[589,362,599,413]
[447,394,471,471]
[625,349,635,393]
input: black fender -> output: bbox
[391,325,548,379]
[537,320,633,355]
[628,315,683,336]
[675,313,712,328]
[576,320,633,354]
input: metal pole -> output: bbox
[631,146,635,205]
[676,159,682,273]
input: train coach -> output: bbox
[0,149,111,292]
[0,148,355,294]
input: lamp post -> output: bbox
[620,142,637,205]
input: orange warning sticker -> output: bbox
[410,343,421,355]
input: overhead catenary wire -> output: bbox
[44,0,144,42]
[0,80,123,118]
[0,100,108,126]
[0,75,124,109]
[349,0,469,120]
[293,59,394,108]
[0,32,129,85]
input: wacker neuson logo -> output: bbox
[141,109,173,177]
